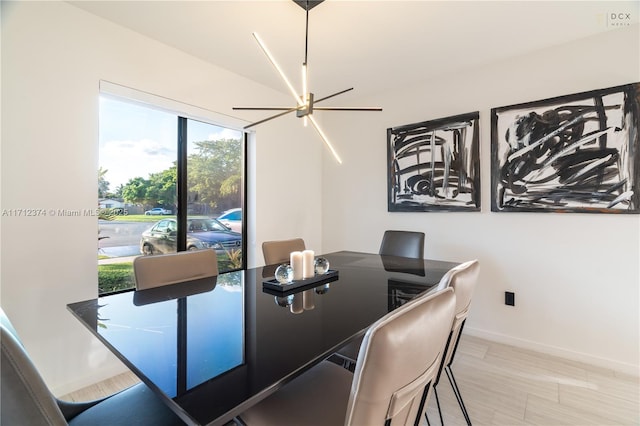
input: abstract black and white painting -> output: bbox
[491,83,640,213]
[387,112,480,212]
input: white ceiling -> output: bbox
[70,0,637,105]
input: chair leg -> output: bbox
[416,382,431,426]
[444,365,471,426]
[433,386,445,426]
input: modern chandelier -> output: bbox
[233,0,382,164]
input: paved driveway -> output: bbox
[98,221,152,262]
[99,221,151,248]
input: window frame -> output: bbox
[99,81,248,293]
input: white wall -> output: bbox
[1,1,322,395]
[322,24,640,374]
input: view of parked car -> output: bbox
[140,218,241,255]
[144,207,172,215]
[216,208,242,232]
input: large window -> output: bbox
[98,92,245,295]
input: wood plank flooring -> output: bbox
[61,335,640,425]
[61,371,140,402]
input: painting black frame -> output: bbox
[387,112,481,212]
[491,83,640,214]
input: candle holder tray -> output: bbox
[262,270,339,294]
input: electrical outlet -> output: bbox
[505,291,515,306]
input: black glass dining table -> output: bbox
[67,251,459,425]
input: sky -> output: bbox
[99,95,242,192]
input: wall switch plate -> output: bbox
[505,291,515,306]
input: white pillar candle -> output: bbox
[302,250,315,278]
[290,251,304,281]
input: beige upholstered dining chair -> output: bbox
[133,249,218,290]
[261,238,306,265]
[430,259,480,426]
[0,307,186,426]
[379,230,425,259]
[238,287,456,426]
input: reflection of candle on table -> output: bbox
[302,250,315,278]
[290,293,304,314]
[290,251,303,281]
[303,289,315,310]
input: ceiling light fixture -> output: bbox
[233,0,382,164]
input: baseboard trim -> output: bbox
[464,326,640,377]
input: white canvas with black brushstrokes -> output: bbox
[387,112,481,212]
[491,83,640,213]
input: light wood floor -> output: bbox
[62,335,640,425]
[425,335,639,425]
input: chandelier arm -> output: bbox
[253,32,304,106]
[308,115,342,164]
[243,108,300,129]
[313,88,354,104]
[313,107,383,111]
[233,107,299,111]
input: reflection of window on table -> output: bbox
[95,275,244,398]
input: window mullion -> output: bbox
[177,116,188,252]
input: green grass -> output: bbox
[109,214,175,223]
[98,262,135,294]
[107,214,216,223]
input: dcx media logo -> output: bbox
[607,11,634,27]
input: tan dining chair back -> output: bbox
[261,238,305,265]
[430,259,480,426]
[133,249,218,291]
[443,259,479,367]
[379,230,425,259]
[0,307,185,425]
[346,287,456,425]
[238,288,456,426]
